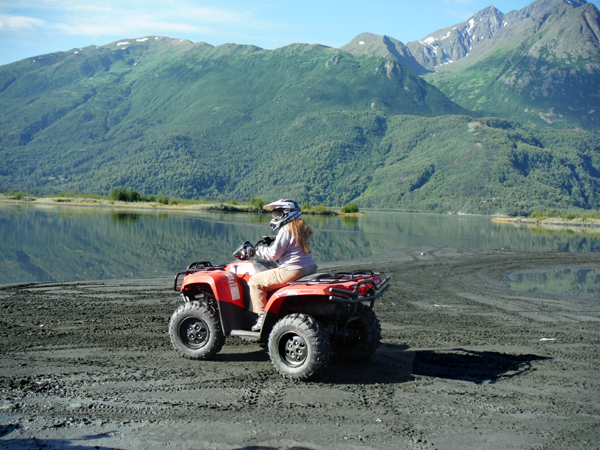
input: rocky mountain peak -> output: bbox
[340,32,430,74]
[400,0,590,69]
[505,0,587,23]
[404,5,506,69]
[339,0,599,132]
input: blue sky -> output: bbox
[1,0,599,66]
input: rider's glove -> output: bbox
[242,241,255,259]
[262,235,275,246]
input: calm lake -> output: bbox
[1,204,600,285]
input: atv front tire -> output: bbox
[169,301,225,360]
[268,313,330,381]
[331,303,381,362]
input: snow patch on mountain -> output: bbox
[467,18,475,34]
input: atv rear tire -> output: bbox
[331,303,381,362]
[169,301,225,360]
[268,313,330,381]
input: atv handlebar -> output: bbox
[232,241,253,259]
[232,236,276,260]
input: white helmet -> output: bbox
[264,199,301,231]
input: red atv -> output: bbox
[169,237,389,380]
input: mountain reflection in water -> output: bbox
[508,268,600,300]
[1,205,599,284]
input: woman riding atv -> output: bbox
[241,199,318,331]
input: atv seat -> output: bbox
[295,273,334,282]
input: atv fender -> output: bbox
[181,271,245,308]
[264,284,333,316]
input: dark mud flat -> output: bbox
[1,247,600,450]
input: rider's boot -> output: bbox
[251,313,265,332]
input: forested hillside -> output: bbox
[356,116,600,215]
[0,37,466,205]
[1,0,600,215]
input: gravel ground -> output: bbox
[1,246,599,450]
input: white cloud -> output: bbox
[0,0,306,64]
[0,0,286,42]
[53,16,214,37]
[1,0,270,39]
[0,14,45,31]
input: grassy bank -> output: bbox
[0,192,347,215]
[528,210,600,222]
[492,210,600,228]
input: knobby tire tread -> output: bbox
[169,300,225,360]
[332,303,381,362]
[268,313,330,381]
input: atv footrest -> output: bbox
[230,330,260,340]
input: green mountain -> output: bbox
[340,33,430,75]
[341,0,600,133]
[0,37,466,205]
[1,0,600,215]
[423,0,600,132]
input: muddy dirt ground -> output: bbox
[1,246,600,450]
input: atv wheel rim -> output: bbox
[180,317,209,349]
[278,332,308,367]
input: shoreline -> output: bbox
[492,216,600,230]
[2,196,599,229]
[0,196,350,216]
[0,196,262,213]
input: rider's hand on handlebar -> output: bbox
[262,235,274,246]
[239,242,255,260]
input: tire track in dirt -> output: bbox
[1,247,600,449]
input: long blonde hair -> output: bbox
[287,219,312,254]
